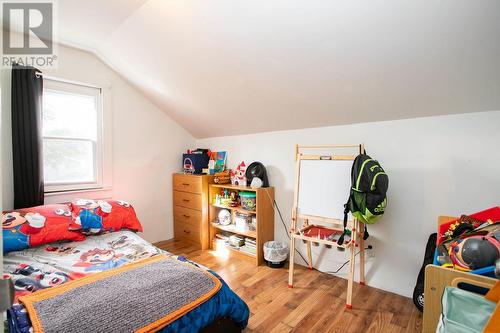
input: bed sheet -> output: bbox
[4,231,249,332]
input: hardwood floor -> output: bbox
[156,239,422,333]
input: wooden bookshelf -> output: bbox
[209,184,274,265]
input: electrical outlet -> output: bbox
[367,245,375,258]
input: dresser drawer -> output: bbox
[173,174,202,194]
[174,219,201,242]
[173,191,201,210]
[173,206,202,228]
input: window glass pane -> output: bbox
[43,139,95,184]
[43,90,98,140]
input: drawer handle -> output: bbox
[183,214,190,218]
[182,183,190,186]
[183,230,191,234]
[182,199,190,202]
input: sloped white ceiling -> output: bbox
[53,1,500,137]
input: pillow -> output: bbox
[2,204,86,254]
[69,199,143,235]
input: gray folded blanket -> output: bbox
[19,254,221,333]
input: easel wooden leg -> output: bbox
[346,230,356,309]
[288,234,296,288]
[359,223,366,286]
[306,241,313,270]
[346,248,355,308]
[289,145,301,289]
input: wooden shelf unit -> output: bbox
[209,184,274,265]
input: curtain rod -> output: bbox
[35,72,103,90]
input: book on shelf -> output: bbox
[215,233,231,241]
[244,237,256,245]
[239,245,257,254]
[228,235,245,247]
[213,151,227,173]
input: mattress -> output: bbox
[4,230,249,332]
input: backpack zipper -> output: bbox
[355,158,373,190]
[371,172,387,191]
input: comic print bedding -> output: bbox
[4,230,250,333]
[3,199,143,254]
[68,199,143,235]
[2,204,86,254]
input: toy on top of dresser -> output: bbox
[230,161,247,186]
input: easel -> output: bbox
[288,144,366,309]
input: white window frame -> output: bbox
[42,77,110,195]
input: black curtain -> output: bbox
[11,63,44,209]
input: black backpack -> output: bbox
[338,153,389,245]
[413,233,438,311]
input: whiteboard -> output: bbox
[297,159,352,220]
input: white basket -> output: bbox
[263,241,288,262]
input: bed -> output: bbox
[3,230,249,333]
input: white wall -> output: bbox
[197,111,500,297]
[1,43,195,243]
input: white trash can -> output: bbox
[263,241,288,268]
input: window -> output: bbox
[42,79,103,192]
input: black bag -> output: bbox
[338,152,389,245]
[412,233,437,312]
[182,152,209,174]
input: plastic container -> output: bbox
[234,212,251,232]
[240,192,256,211]
[249,216,257,231]
[263,241,288,268]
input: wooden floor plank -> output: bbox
[366,312,395,333]
[269,322,293,333]
[156,240,422,333]
[288,287,341,332]
[283,286,328,327]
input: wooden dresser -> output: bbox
[172,173,213,249]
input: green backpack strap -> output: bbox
[338,199,370,246]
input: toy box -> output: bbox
[437,206,500,245]
[434,206,500,278]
